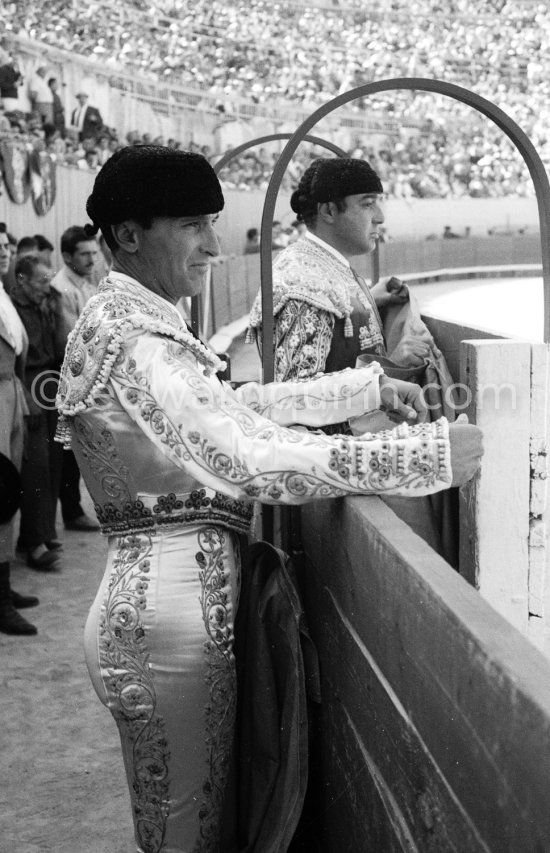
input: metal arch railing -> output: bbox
[189,133,348,336]
[259,77,550,382]
[212,133,348,175]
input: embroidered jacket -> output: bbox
[56,274,453,536]
[247,235,385,380]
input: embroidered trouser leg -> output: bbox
[84,524,239,853]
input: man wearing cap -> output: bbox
[55,145,482,852]
[71,92,103,142]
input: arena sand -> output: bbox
[0,490,135,853]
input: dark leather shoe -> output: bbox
[26,550,60,571]
[65,514,100,532]
[0,603,37,635]
[11,590,40,609]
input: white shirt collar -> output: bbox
[305,230,351,268]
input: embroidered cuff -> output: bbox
[353,417,451,490]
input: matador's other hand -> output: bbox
[378,375,428,423]
[448,414,484,487]
[390,334,432,367]
[370,276,409,308]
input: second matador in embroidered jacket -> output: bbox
[248,233,387,382]
[248,157,457,561]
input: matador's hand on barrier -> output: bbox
[378,375,428,423]
[448,414,484,486]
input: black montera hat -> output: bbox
[85,145,224,235]
[0,452,21,524]
[291,157,383,218]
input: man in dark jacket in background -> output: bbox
[0,51,22,112]
[71,92,103,142]
[12,255,65,570]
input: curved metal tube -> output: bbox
[212,132,347,175]
[259,78,550,379]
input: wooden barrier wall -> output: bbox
[286,310,550,849]
[297,496,550,852]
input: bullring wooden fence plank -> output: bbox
[300,496,550,852]
[304,585,488,852]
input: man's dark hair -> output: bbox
[0,222,7,235]
[61,226,91,256]
[17,236,39,254]
[15,253,42,279]
[34,234,54,252]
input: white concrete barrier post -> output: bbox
[528,342,550,653]
[459,339,532,636]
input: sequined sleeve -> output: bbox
[273,300,335,381]
[106,328,452,505]
[233,364,382,428]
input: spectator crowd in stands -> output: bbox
[0,0,547,198]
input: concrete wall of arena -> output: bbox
[0,162,541,262]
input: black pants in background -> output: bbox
[19,411,62,549]
[60,448,84,523]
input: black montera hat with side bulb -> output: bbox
[84,145,224,239]
[290,157,383,220]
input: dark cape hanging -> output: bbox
[226,540,321,853]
